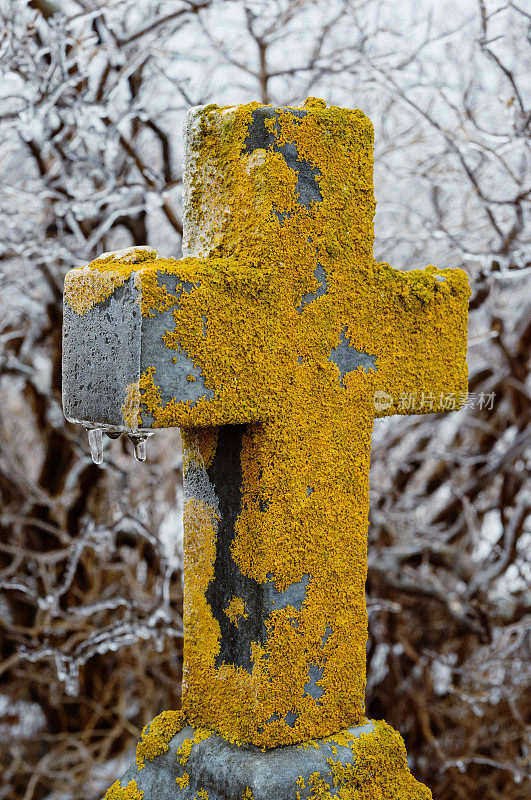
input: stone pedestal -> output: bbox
[105,714,431,800]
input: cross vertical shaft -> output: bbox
[172,100,469,746]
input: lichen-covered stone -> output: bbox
[103,715,431,800]
[62,99,469,756]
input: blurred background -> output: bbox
[0,1,529,798]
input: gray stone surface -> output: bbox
[244,107,323,210]
[119,722,375,800]
[62,277,142,428]
[298,262,327,310]
[62,273,213,432]
[329,327,377,384]
[264,574,310,615]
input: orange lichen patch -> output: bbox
[63,267,130,316]
[182,426,219,471]
[136,263,190,318]
[176,727,213,766]
[103,718,429,799]
[135,709,185,770]
[64,247,158,315]
[67,99,469,752]
[138,367,163,417]
[302,720,432,799]
[181,494,218,648]
[195,790,209,799]
[302,97,328,110]
[224,597,249,628]
[102,779,143,800]
[183,100,376,266]
[178,405,374,746]
[122,381,141,428]
[176,772,190,788]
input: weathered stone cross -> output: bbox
[62,99,469,799]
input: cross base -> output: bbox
[104,716,432,799]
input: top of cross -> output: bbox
[64,99,470,434]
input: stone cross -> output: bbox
[62,99,469,799]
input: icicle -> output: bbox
[64,661,80,697]
[129,434,149,462]
[88,428,103,464]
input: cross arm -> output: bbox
[62,247,279,436]
[339,261,470,418]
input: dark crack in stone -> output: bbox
[203,425,265,672]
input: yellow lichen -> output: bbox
[301,720,432,799]
[64,247,158,315]
[122,381,141,428]
[63,267,130,316]
[224,596,249,628]
[104,718,430,799]
[66,99,469,755]
[176,772,190,788]
[176,726,212,766]
[135,709,185,770]
[102,779,143,800]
